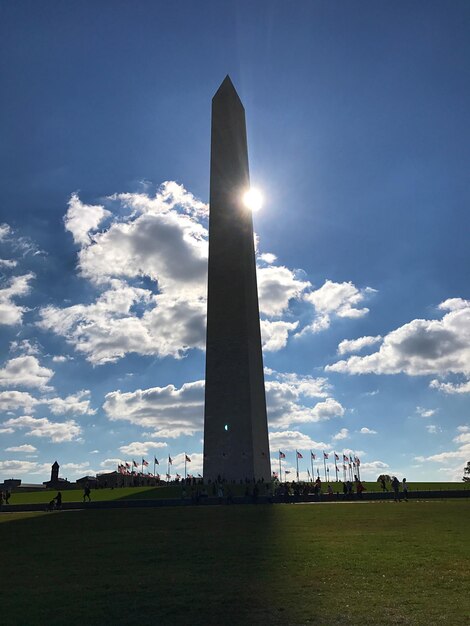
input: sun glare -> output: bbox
[242,188,263,212]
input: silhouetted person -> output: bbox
[5,490,11,504]
[391,476,400,502]
[402,478,408,501]
[380,477,388,491]
[83,485,91,502]
[55,492,62,509]
[356,481,365,499]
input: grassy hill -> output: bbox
[0,500,468,625]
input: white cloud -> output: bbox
[0,273,34,326]
[0,356,54,390]
[456,425,469,433]
[104,380,205,436]
[64,193,111,246]
[453,432,470,444]
[415,440,470,464]
[0,460,49,476]
[0,259,17,268]
[260,320,299,352]
[5,444,37,453]
[0,390,38,412]
[269,430,328,451]
[327,298,470,377]
[118,441,168,457]
[426,424,441,434]
[257,265,310,316]
[258,252,277,264]
[332,428,349,441]
[302,281,375,333]
[170,452,203,474]
[3,415,81,443]
[9,339,41,356]
[0,223,11,241]
[0,427,14,434]
[52,355,73,363]
[45,390,96,416]
[338,335,382,356]
[416,406,437,418]
[60,462,94,476]
[359,427,377,435]
[430,379,470,395]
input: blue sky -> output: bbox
[1,1,469,483]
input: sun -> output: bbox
[242,188,263,212]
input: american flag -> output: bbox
[142,458,149,467]
[323,452,329,459]
[133,460,138,468]
[185,454,191,462]
[168,456,173,465]
[279,450,286,459]
[311,452,316,460]
[334,453,340,461]
[154,457,159,465]
[296,451,303,459]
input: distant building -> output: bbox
[43,461,73,489]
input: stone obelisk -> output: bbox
[203,76,271,483]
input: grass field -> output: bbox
[6,481,469,505]
[1,500,468,625]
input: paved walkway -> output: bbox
[1,489,468,513]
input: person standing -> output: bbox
[83,485,91,502]
[402,478,408,501]
[391,476,400,502]
[55,492,62,509]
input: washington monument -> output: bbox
[203,76,271,482]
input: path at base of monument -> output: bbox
[1,501,468,626]
[4,481,469,506]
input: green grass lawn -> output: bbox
[7,481,469,505]
[1,500,468,625]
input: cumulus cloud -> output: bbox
[359,427,377,435]
[104,380,205,436]
[64,193,112,247]
[0,273,34,326]
[0,259,17,268]
[257,266,310,316]
[453,432,470,444]
[0,390,38,412]
[260,320,299,352]
[3,415,81,442]
[0,460,50,476]
[416,406,437,418]
[426,424,441,434]
[118,441,168,457]
[0,356,54,390]
[269,430,328,451]
[338,335,382,356]
[0,224,11,241]
[44,390,96,416]
[5,444,37,453]
[415,442,470,464]
[332,428,349,441]
[430,379,470,395]
[302,281,375,333]
[258,252,277,264]
[9,339,41,356]
[327,298,470,377]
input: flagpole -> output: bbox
[310,452,314,483]
[279,450,282,483]
[335,462,339,482]
[323,455,327,482]
[296,450,299,482]
[184,454,187,481]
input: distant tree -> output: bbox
[377,474,392,484]
[463,461,470,483]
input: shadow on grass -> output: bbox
[0,505,325,625]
